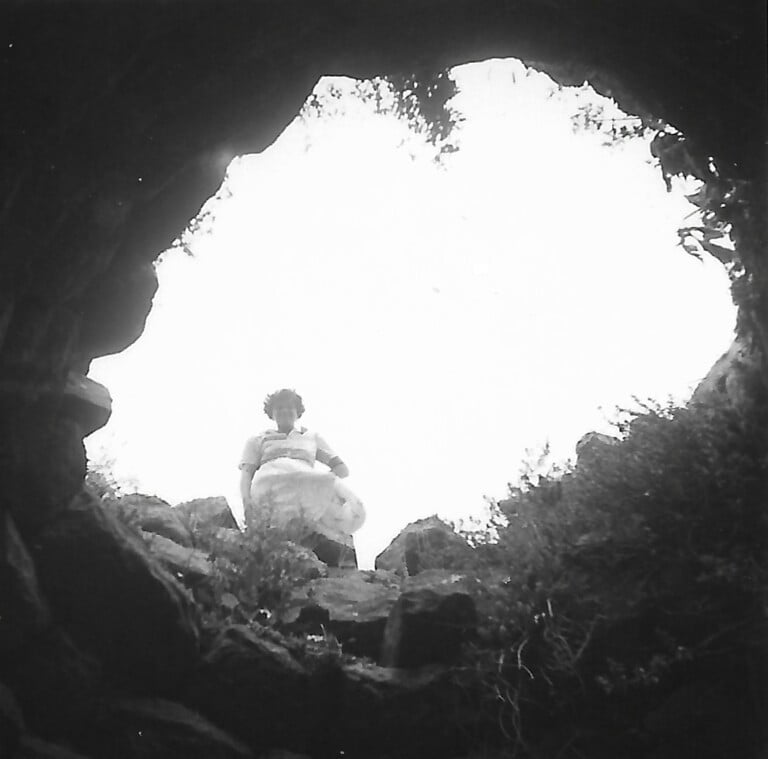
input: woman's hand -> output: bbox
[330,462,350,478]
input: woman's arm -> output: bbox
[315,433,349,478]
[240,465,256,510]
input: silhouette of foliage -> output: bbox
[457,391,768,758]
[300,69,463,163]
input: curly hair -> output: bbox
[263,388,305,419]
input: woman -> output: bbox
[239,388,365,567]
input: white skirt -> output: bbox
[246,457,365,544]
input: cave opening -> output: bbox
[83,58,736,570]
[3,3,765,756]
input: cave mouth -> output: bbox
[85,57,736,569]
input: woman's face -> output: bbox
[272,401,299,430]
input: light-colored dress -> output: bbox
[239,427,365,546]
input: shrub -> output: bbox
[195,506,327,629]
[458,392,768,758]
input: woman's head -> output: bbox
[263,388,305,429]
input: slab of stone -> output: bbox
[175,497,238,537]
[381,570,477,668]
[117,493,193,547]
[280,570,401,659]
[140,530,212,581]
[188,625,310,755]
[0,511,50,655]
[62,372,112,436]
[33,490,199,694]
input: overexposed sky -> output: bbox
[86,59,735,568]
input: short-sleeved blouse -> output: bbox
[239,427,340,471]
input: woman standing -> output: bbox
[239,388,365,567]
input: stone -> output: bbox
[85,698,252,759]
[0,510,50,656]
[375,516,476,575]
[139,531,212,582]
[32,490,199,695]
[175,497,238,539]
[331,659,474,759]
[690,335,764,409]
[381,570,477,668]
[2,628,105,746]
[61,371,112,436]
[279,570,401,659]
[0,681,24,759]
[116,493,193,547]
[2,408,87,537]
[188,625,311,755]
[574,431,620,467]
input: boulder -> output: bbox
[116,494,193,547]
[381,570,477,668]
[332,660,475,759]
[61,372,112,437]
[2,628,105,746]
[375,516,475,575]
[140,531,212,582]
[0,511,50,656]
[32,489,199,695]
[85,698,252,759]
[187,625,311,755]
[4,413,87,537]
[279,570,401,659]
[0,681,24,759]
[690,335,764,409]
[575,431,619,467]
[175,497,238,538]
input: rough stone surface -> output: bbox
[381,571,477,668]
[332,660,474,759]
[690,335,764,409]
[176,497,238,537]
[140,530,212,582]
[85,698,253,759]
[1,629,105,746]
[117,493,193,547]
[375,516,475,575]
[2,410,87,537]
[280,570,401,659]
[0,680,24,759]
[61,372,112,436]
[32,490,199,695]
[188,625,311,755]
[0,510,50,656]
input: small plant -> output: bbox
[196,500,328,628]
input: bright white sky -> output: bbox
[86,59,735,569]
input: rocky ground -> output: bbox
[1,491,503,759]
